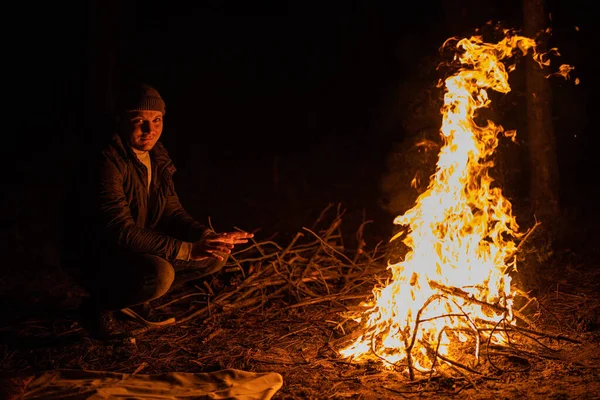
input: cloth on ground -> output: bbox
[11,368,283,399]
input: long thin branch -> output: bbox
[302,227,357,268]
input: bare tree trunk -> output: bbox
[523,0,560,226]
[518,0,562,294]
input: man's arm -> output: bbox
[98,154,184,261]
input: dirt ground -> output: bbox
[1,210,599,400]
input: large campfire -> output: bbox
[337,30,576,379]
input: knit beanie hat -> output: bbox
[115,83,166,115]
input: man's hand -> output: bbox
[190,231,254,261]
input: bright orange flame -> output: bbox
[340,30,569,372]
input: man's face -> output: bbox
[121,110,164,151]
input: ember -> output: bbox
[338,30,575,378]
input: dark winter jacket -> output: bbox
[63,133,208,266]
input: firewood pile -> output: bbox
[1,203,598,399]
[125,202,590,388]
[129,203,390,330]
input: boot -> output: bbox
[78,297,128,340]
[128,301,154,320]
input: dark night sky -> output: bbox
[5,0,600,256]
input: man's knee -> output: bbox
[149,255,175,299]
[200,253,228,276]
[171,253,229,287]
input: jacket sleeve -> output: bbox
[98,153,184,261]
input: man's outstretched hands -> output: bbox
[190,231,254,261]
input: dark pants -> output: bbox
[80,252,227,311]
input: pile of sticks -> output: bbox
[127,203,583,383]
[127,203,388,329]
